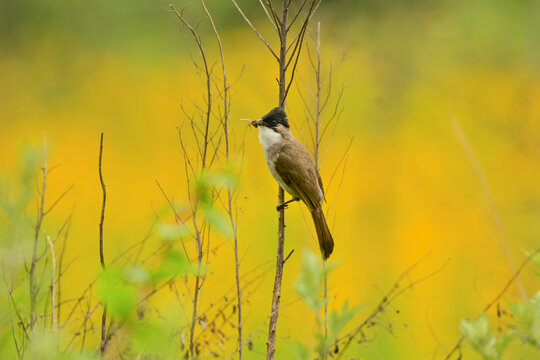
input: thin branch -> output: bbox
[282,11,311,103]
[46,235,57,331]
[452,117,527,301]
[170,5,213,169]
[335,255,447,359]
[155,180,193,263]
[445,248,540,360]
[258,0,279,33]
[287,0,309,31]
[267,2,290,358]
[230,0,279,61]
[98,132,107,356]
[29,132,48,330]
[43,184,75,216]
[200,1,245,358]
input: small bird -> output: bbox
[251,107,334,259]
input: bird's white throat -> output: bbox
[258,126,282,154]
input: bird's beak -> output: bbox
[250,119,265,128]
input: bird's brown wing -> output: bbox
[274,140,323,211]
[317,171,326,202]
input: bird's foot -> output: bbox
[276,198,299,211]
[276,203,289,212]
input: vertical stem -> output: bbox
[323,261,328,360]
[29,134,48,331]
[46,236,57,331]
[231,201,243,360]
[452,118,527,301]
[267,2,289,359]
[98,133,108,356]
[315,21,321,170]
[315,22,328,359]
[169,10,214,358]
[199,2,243,356]
[190,211,204,359]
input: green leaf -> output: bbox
[204,207,232,237]
[459,315,498,360]
[151,250,191,281]
[156,223,190,240]
[328,301,362,340]
[97,267,137,321]
[509,291,540,348]
[524,250,540,267]
[132,320,177,356]
[287,340,310,360]
[315,333,332,359]
[124,266,150,284]
[294,250,324,312]
[495,330,515,356]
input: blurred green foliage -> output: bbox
[460,254,540,359]
[294,250,360,358]
[1,0,540,358]
[460,315,514,360]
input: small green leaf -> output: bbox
[156,223,190,240]
[315,333,332,359]
[152,250,190,281]
[287,340,310,360]
[509,291,540,348]
[132,320,176,356]
[124,266,150,284]
[294,250,324,312]
[204,207,232,237]
[524,250,540,267]
[328,301,362,340]
[459,315,498,360]
[495,330,515,356]
[97,267,137,321]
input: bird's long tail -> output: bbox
[310,207,334,259]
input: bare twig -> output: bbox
[46,236,57,331]
[170,5,213,169]
[56,211,72,327]
[200,1,245,358]
[452,117,527,301]
[230,0,279,61]
[287,0,309,31]
[267,2,290,359]
[334,255,447,359]
[98,133,108,355]
[283,0,318,104]
[314,22,321,170]
[257,0,279,33]
[314,23,328,358]
[29,132,48,330]
[170,5,220,358]
[3,268,27,359]
[43,184,75,216]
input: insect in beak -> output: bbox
[249,119,264,128]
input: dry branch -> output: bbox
[452,117,527,301]
[98,132,108,355]
[29,133,48,330]
[334,254,447,359]
[46,235,57,331]
[445,248,540,359]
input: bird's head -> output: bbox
[251,107,290,129]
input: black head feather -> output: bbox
[260,107,289,128]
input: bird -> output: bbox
[251,107,334,259]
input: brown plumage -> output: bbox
[255,108,334,259]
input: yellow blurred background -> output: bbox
[1,0,540,358]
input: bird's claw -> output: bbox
[276,203,288,212]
